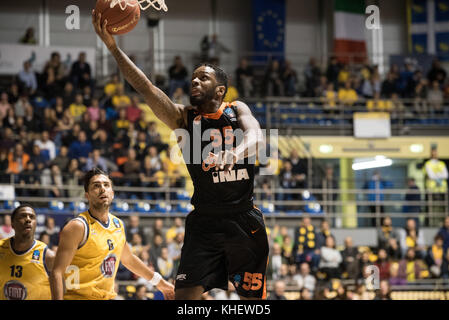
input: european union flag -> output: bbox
[252,0,286,61]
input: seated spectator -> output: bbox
[82,86,93,107]
[66,158,84,198]
[338,80,358,106]
[235,58,254,98]
[126,97,142,123]
[361,73,381,99]
[437,216,449,253]
[281,234,294,265]
[403,177,422,221]
[399,218,426,259]
[442,248,449,279]
[122,148,140,187]
[43,164,64,198]
[304,57,321,97]
[14,94,32,119]
[112,84,131,109]
[3,108,16,129]
[427,58,446,85]
[165,217,185,243]
[43,52,67,92]
[0,215,15,239]
[263,60,284,97]
[43,216,60,248]
[337,64,350,85]
[223,77,239,103]
[268,243,283,280]
[0,92,12,122]
[377,216,399,250]
[316,220,333,249]
[30,144,48,171]
[129,284,150,300]
[322,83,337,112]
[386,237,402,261]
[157,247,174,281]
[130,233,145,258]
[375,248,390,280]
[293,262,316,295]
[7,143,30,175]
[104,74,120,96]
[299,287,313,300]
[381,71,399,98]
[398,248,423,283]
[70,51,93,90]
[267,280,287,300]
[34,130,56,161]
[282,60,298,97]
[427,80,444,114]
[413,79,428,115]
[18,61,37,95]
[340,236,359,280]
[293,216,320,270]
[168,56,188,97]
[389,261,406,285]
[87,98,101,122]
[0,149,9,182]
[167,232,184,272]
[425,234,445,278]
[69,93,87,122]
[51,145,70,171]
[68,130,92,165]
[352,283,371,300]
[84,149,108,172]
[319,235,342,280]
[113,108,130,134]
[92,129,113,159]
[17,161,40,197]
[19,27,37,44]
[126,215,147,245]
[373,280,392,300]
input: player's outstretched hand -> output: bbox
[91,9,117,50]
[157,279,175,300]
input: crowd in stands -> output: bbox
[1,212,448,300]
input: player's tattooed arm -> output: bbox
[92,10,186,130]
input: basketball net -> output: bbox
[110,0,168,12]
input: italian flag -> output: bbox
[333,0,367,63]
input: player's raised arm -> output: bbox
[92,10,185,130]
[49,220,85,300]
[121,241,175,300]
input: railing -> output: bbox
[1,174,447,228]
[243,97,449,136]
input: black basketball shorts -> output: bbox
[175,207,269,299]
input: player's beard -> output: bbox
[190,88,215,107]
[91,198,111,211]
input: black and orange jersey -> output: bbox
[183,101,255,215]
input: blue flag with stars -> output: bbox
[253,0,286,61]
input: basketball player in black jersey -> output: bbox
[93,11,269,300]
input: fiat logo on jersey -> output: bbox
[4,280,27,300]
[100,254,117,278]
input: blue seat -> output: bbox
[49,201,67,213]
[135,202,152,213]
[69,202,87,212]
[113,201,132,213]
[155,202,170,213]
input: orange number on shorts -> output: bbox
[242,272,263,291]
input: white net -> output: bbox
[109,0,168,12]
[138,0,168,11]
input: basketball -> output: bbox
[94,0,141,35]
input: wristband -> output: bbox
[150,272,162,286]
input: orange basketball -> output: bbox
[95,0,141,35]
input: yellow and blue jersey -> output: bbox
[63,210,126,300]
[0,238,51,300]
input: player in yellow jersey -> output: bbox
[50,168,174,300]
[0,204,55,300]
